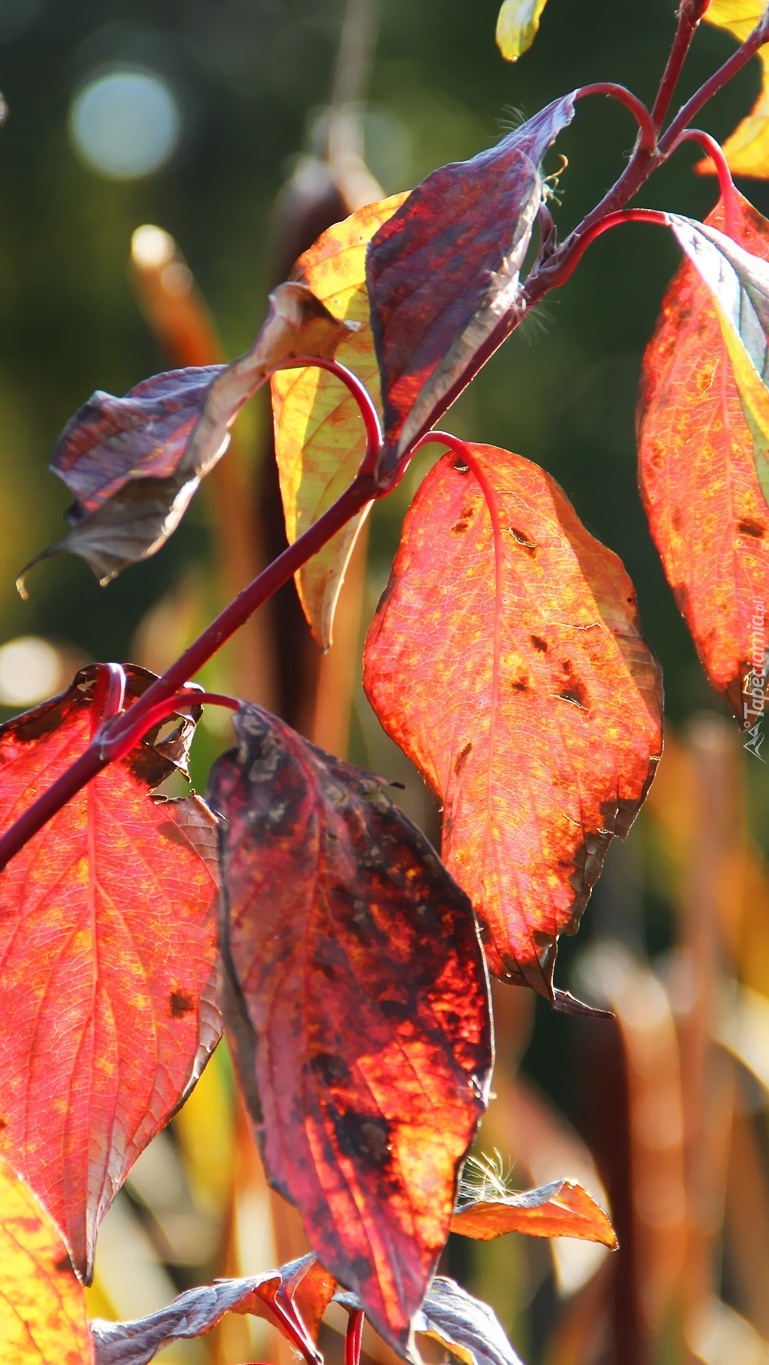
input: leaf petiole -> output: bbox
[576,83,657,153]
[344,1308,365,1365]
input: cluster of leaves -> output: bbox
[3,1,769,1362]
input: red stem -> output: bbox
[671,128,739,233]
[660,15,769,155]
[275,353,383,476]
[268,1299,322,1365]
[0,4,761,869]
[651,0,712,131]
[99,690,240,762]
[576,83,657,152]
[89,663,127,739]
[0,474,377,869]
[344,1309,365,1365]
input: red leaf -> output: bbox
[366,96,575,463]
[363,444,662,1002]
[452,1179,617,1248]
[0,666,221,1279]
[19,282,357,591]
[0,1157,93,1365]
[207,704,492,1351]
[91,1255,336,1365]
[638,192,769,723]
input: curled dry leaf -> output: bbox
[638,195,769,722]
[0,665,221,1280]
[363,444,662,1003]
[19,282,357,592]
[272,194,408,647]
[207,703,492,1352]
[452,1179,618,1248]
[366,96,575,463]
[91,1254,336,1365]
[0,1157,93,1365]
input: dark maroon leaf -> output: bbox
[19,282,357,592]
[366,95,575,463]
[207,704,493,1352]
[91,1255,336,1365]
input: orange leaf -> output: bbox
[452,1180,618,1248]
[0,667,221,1280]
[638,192,769,722]
[363,444,662,1002]
[0,1156,93,1365]
[208,703,492,1351]
[271,194,407,646]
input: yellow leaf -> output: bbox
[0,1158,93,1365]
[703,2,769,177]
[495,0,550,62]
[271,193,407,648]
[706,0,762,42]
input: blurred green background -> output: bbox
[3,2,769,1362]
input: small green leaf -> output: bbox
[496,0,550,61]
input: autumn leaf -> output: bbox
[703,1,769,177]
[91,1255,336,1365]
[337,1278,525,1365]
[207,703,492,1351]
[363,443,662,1003]
[638,194,769,721]
[496,0,550,61]
[666,211,769,502]
[452,1179,618,1248]
[0,665,221,1280]
[19,282,357,592]
[272,194,408,647]
[366,97,576,464]
[0,1157,93,1365]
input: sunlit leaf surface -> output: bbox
[0,1158,93,1365]
[496,0,550,61]
[364,444,662,1003]
[208,703,492,1350]
[638,196,769,720]
[272,195,407,646]
[452,1179,617,1247]
[0,666,221,1279]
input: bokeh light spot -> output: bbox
[69,69,181,180]
[0,637,64,707]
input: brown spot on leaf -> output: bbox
[169,989,195,1018]
[54,1253,73,1274]
[453,741,473,776]
[556,688,587,709]
[451,516,471,535]
[512,678,530,693]
[530,635,548,652]
[738,518,765,539]
[508,527,536,555]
